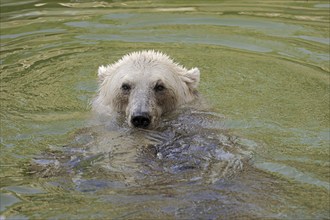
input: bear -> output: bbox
[92,50,200,129]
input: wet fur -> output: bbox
[92,50,200,128]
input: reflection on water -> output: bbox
[1,0,329,219]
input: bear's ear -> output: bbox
[181,67,200,89]
[98,65,110,82]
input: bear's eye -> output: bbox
[121,83,131,92]
[154,84,166,92]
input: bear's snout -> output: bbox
[130,112,151,129]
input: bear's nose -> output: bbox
[131,113,151,128]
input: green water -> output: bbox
[1,0,329,219]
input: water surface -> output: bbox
[1,0,329,219]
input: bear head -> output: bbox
[92,50,200,129]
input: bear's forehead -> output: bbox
[113,67,179,90]
[115,63,176,78]
[120,72,166,84]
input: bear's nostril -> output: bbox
[131,115,151,128]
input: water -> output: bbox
[1,0,329,219]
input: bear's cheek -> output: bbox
[156,90,178,114]
[112,93,129,113]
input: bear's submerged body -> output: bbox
[30,107,253,186]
